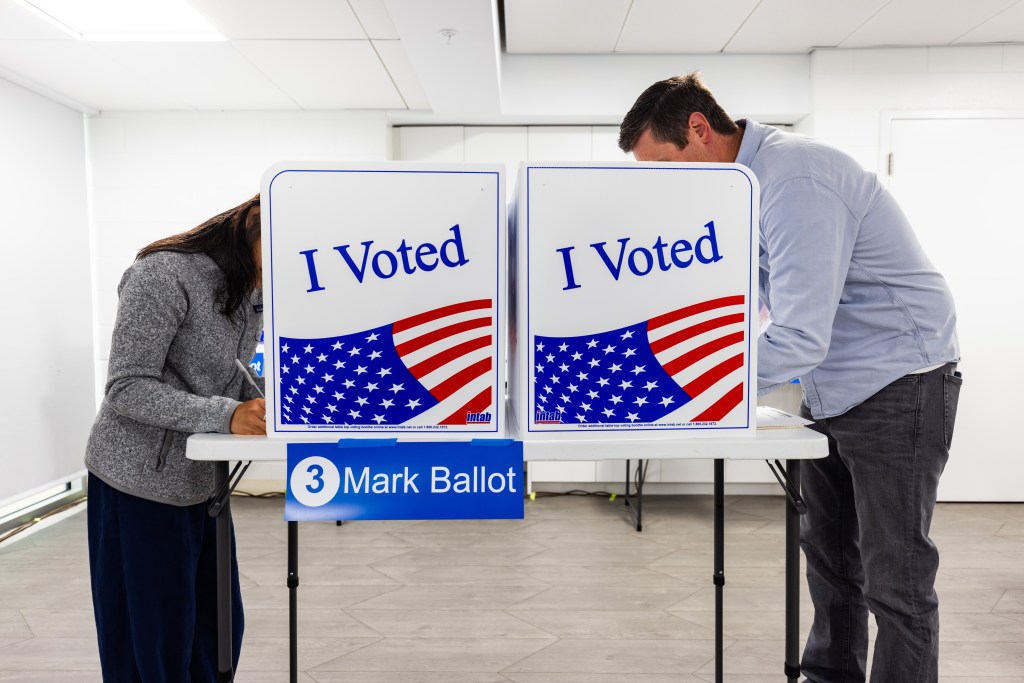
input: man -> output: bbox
[619,73,961,683]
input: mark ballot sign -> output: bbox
[508,163,759,440]
[261,162,506,438]
[284,440,525,521]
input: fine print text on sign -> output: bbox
[284,440,525,521]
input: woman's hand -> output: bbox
[230,398,266,435]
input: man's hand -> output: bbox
[230,398,266,435]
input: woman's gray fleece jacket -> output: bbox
[85,252,264,506]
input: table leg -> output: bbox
[714,458,724,683]
[636,460,644,532]
[624,459,631,505]
[214,461,234,683]
[785,459,802,682]
[288,520,299,683]
[623,459,644,532]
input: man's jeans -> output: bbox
[799,363,962,683]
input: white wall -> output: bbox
[0,77,94,509]
[500,53,810,124]
[804,45,1024,169]
[86,110,390,487]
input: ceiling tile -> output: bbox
[88,42,298,110]
[0,39,184,110]
[617,0,761,53]
[384,0,502,118]
[841,0,1019,47]
[2,0,1023,115]
[349,0,400,39]
[955,1,1024,44]
[0,1,76,39]
[504,0,630,54]
[373,39,430,109]
[231,39,404,109]
[25,0,220,38]
[727,0,889,53]
[188,0,366,39]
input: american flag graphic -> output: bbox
[532,295,748,426]
[278,299,494,427]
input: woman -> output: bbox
[85,194,266,681]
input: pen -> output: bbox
[234,358,265,398]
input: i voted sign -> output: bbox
[285,440,525,521]
[261,162,506,439]
[509,163,759,439]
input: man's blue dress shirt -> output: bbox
[736,120,959,419]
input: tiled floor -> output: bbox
[1,493,1023,681]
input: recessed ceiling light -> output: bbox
[19,0,225,41]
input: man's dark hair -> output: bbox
[137,194,260,321]
[618,72,738,153]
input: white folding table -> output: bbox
[187,415,826,683]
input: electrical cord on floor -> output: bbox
[634,459,649,492]
[528,490,618,498]
[230,490,285,498]
[526,459,648,502]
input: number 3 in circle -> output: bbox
[290,456,340,507]
[306,464,325,493]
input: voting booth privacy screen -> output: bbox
[508,163,760,440]
[261,162,506,439]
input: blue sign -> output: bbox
[249,351,264,377]
[285,439,524,521]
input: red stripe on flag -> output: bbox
[691,383,744,422]
[429,357,492,402]
[392,299,491,334]
[407,335,491,379]
[647,295,745,331]
[661,331,745,377]
[683,353,744,398]
[439,387,492,425]
[394,317,491,356]
[649,313,745,355]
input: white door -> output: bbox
[886,114,1024,501]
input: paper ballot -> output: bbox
[756,406,813,429]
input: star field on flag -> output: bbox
[279,299,494,427]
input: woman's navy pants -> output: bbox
[87,472,244,682]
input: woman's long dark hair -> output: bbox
[137,194,260,322]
